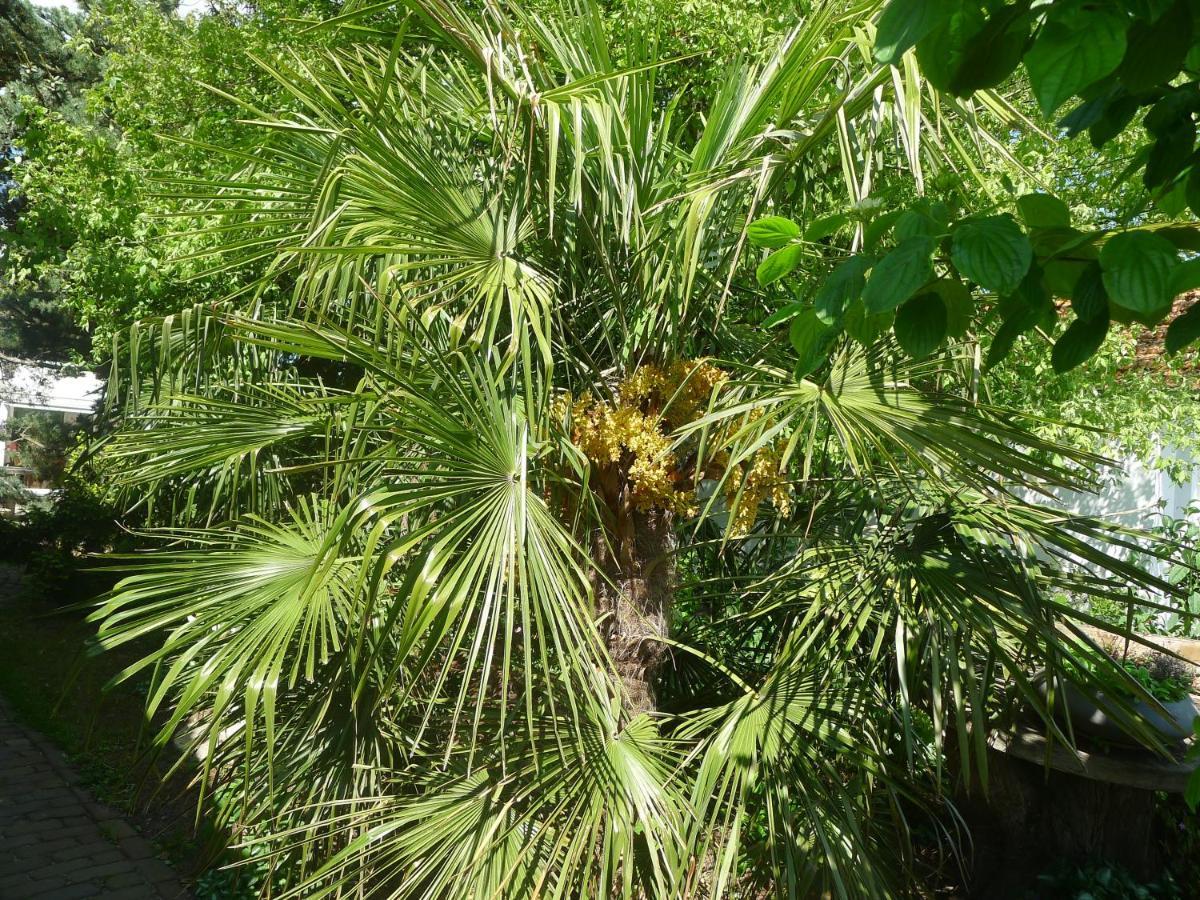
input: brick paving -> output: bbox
[0,565,190,899]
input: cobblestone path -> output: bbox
[0,565,190,899]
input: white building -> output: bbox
[0,356,102,495]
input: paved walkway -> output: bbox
[0,566,191,899]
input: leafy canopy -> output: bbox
[752,0,1200,377]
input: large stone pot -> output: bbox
[1039,677,1198,745]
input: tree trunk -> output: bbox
[593,507,677,714]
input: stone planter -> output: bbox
[1039,677,1198,745]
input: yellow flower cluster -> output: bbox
[571,391,693,513]
[617,359,728,428]
[726,447,792,537]
[565,360,726,514]
[562,359,791,529]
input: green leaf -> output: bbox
[1024,6,1127,116]
[747,216,801,249]
[1143,121,1195,190]
[1186,768,1200,812]
[893,209,942,240]
[757,243,805,286]
[1127,0,1175,21]
[916,4,986,93]
[948,3,1033,95]
[788,308,822,355]
[986,305,1041,368]
[931,278,974,338]
[863,236,935,314]
[1010,263,1054,320]
[1189,166,1200,218]
[1099,231,1179,314]
[804,213,849,241]
[1052,314,1109,373]
[874,0,952,65]
[894,293,948,357]
[1070,262,1109,323]
[763,301,806,328]
[843,298,895,344]
[1170,258,1200,295]
[814,256,872,324]
[1060,94,1112,136]
[919,1,1034,96]
[1088,94,1142,149]
[951,215,1033,295]
[1117,0,1193,92]
[1017,193,1071,230]
[864,209,903,249]
[1165,302,1200,354]
[1029,226,1097,260]
[1042,260,1088,298]
[1157,179,1192,218]
[1156,225,1200,253]
[789,309,839,375]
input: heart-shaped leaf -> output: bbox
[874,0,952,65]
[1186,768,1200,812]
[915,4,986,94]
[894,292,948,357]
[789,309,839,376]
[757,243,805,286]
[1099,230,1178,313]
[948,3,1034,95]
[1025,6,1127,116]
[1052,314,1109,373]
[748,216,801,249]
[930,278,974,338]
[1017,193,1071,230]
[951,215,1033,295]
[986,305,1041,368]
[1071,262,1108,322]
[1170,258,1200,295]
[814,256,873,324]
[804,213,849,241]
[1166,302,1200,354]
[1118,0,1193,92]
[843,298,895,344]
[763,301,806,329]
[863,235,935,313]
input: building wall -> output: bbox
[0,360,101,414]
[0,359,102,470]
[1029,443,1199,600]
[1037,445,1200,530]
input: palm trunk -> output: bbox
[594,507,677,714]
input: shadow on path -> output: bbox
[0,564,191,899]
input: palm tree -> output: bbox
[92,2,1180,896]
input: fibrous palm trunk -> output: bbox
[593,507,677,714]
